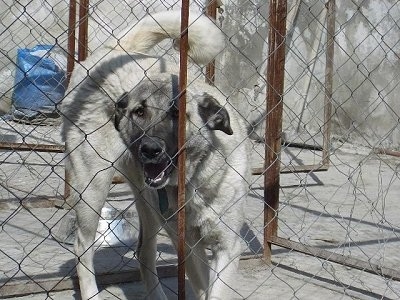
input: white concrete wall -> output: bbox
[333,0,400,148]
[1,0,399,149]
[218,0,400,149]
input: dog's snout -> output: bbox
[139,137,165,162]
[141,143,162,159]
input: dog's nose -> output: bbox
[141,143,162,159]
[139,137,165,161]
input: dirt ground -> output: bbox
[1,120,400,299]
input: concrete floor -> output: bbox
[1,120,400,299]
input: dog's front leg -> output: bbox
[75,209,102,300]
[184,232,210,299]
[72,169,115,300]
[206,239,242,300]
[135,191,168,300]
[163,223,209,299]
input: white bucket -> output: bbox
[54,205,139,247]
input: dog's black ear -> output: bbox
[114,92,129,131]
[198,93,233,135]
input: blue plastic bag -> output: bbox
[11,44,67,120]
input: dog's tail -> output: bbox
[105,10,224,65]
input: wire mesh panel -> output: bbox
[1,0,400,299]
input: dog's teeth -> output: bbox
[154,171,165,183]
[145,171,165,185]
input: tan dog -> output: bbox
[62,10,250,300]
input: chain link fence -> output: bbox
[1,0,400,299]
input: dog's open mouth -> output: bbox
[143,162,170,188]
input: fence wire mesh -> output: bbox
[1,0,400,299]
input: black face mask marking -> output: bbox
[114,92,129,131]
[137,74,180,191]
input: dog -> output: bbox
[61,10,250,300]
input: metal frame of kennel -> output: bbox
[262,0,400,283]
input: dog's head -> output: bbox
[114,74,232,189]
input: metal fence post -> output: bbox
[78,0,89,62]
[264,0,287,262]
[322,0,335,166]
[178,1,190,298]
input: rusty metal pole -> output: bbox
[64,0,88,203]
[78,0,89,62]
[178,0,190,299]
[322,0,335,166]
[64,0,78,202]
[64,0,89,203]
[67,0,76,82]
[205,0,218,85]
[264,0,287,262]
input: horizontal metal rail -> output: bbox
[0,142,65,153]
[268,236,400,282]
[0,264,177,298]
[252,163,329,175]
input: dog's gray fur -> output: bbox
[62,10,250,300]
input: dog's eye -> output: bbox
[132,106,145,117]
